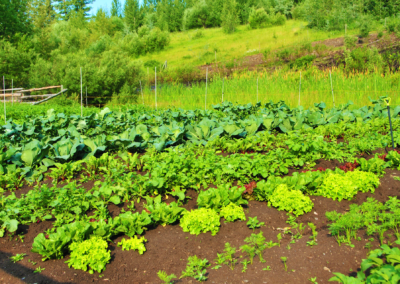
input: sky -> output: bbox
[89,0,127,15]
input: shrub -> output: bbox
[359,20,371,38]
[180,208,220,236]
[249,8,269,29]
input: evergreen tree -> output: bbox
[30,0,56,30]
[111,0,122,17]
[0,0,32,39]
[221,0,239,33]
[124,0,143,32]
[54,0,93,20]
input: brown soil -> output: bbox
[1,157,400,284]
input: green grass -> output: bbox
[140,20,358,71]
[135,68,400,110]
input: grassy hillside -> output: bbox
[140,20,359,71]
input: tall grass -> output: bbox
[138,68,400,109]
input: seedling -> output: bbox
[240,232,267,264]
[277,233,283,247]
[180,256,210,282]
[10,253,26,263]
[28,259,37,266]
[307,223,318,246]
[157,270,177,284]
[213,243,237,270]
[281,257,288,271]
[266,240,279,248]
[263,266,271,271]
[247,216,264,231]
[34,267,45,273]
[241,260,251,273]
[309,277,318,283]
[286,245,291,250]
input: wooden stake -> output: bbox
[299,71,302,107]
[80,67,83,116]
[3,76,6,122]
[86,86,88,107]
[257,76,259,103]
[140,80,144,105]
[330,70,335,107]
[345,24,347,36]
[11,79,13,105]
[205,67,208,110]
[222,77,224,102]
[155,67,157,110]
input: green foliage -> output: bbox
[329,243,400,283]
[144,195,186,225]
[214,242,237,270]
[117,236,147,254]
[180,255,210,282]
[10,253,26,263]
[246,216,264,231]
[268,184,313,216]
[158,270,177,284]
[221,0,239,34]
[220,203,246,222]
[316,171,380,201]
[240,232,267,264]
[180,208,220,236]
[65,236,111,274]
[197,185,248,212]
[359,19,371,38]
[357,156,389,176]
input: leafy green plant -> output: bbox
[263,266,271,271]
[180,256,210,282]
[357,156,388,177]
[157,270,177,284]
[277,233,283,247]
[309,277,318,284]
[316,170,379,201]
[144,195,186,225]
[241,259,251,273]
[10,253,26,263]
[65,236,111,274]
[214,243,237,270]
[307,223,318,247]
[266,240,279,248]
[180,208,220,236]
[197,184,248,212]
[247,216,264,231]
[269,184,313,216]
[281,256,288,271]
[117,236,147,254]
[34,267,45,273]
[240,232,267,264]
[220,203,246,223]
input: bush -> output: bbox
[249,8,269,29]
[359,20,371,38]
[192,29,205,39]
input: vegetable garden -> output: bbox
[1,97,400,283]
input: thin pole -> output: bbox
[388,104,395,150]
[155,67,157,110]
[345,24,347,36]
[330,70,335,108]
[86,86,88,107]
[205,67,208,110]
[298,71,301,107]
[3,76,6,123]
[80,67,83,117]
[11,79,13,105]
[140,80,144,105]
[257,76,259,103]
[222,78,224,102]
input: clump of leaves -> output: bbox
[180,208,220,236]
[197,184,248,212]
[180,256,210,282]
[316,170,379,201]
[117,236,147,254]
[240,231,267,264]
[281,256,288,271]
[286,213,306,239]
[34,267,45,273]
[214,243,237,270]
[157,270,177,284]
[65,236,111,274]
[247,216,264,231]
[220,203,246,223]
[10,253,26,263]
[269,184,313,216]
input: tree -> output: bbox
[124,0,143,32]
[30,0,56,30]
[53,0,93,20]
[0,0,32,39]
[221,0,239,33]
[111,0,122,17]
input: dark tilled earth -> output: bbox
[1,155,400,284]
